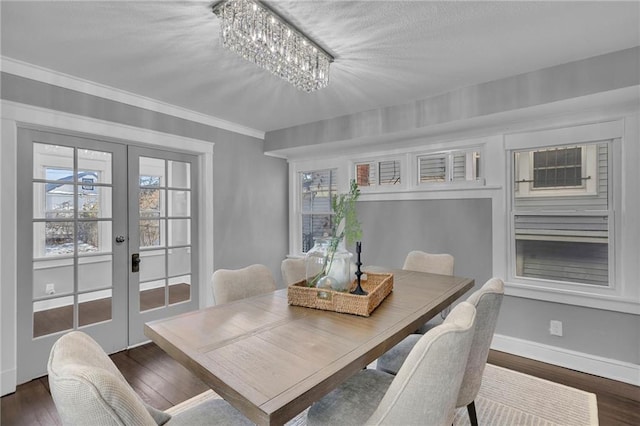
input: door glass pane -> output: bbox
[78,255,113,292]
[33,259,73,298]
[168,190,190,217]
[77,221,112,254]
[169,275,191,305]
[140,279,166,311]
[139,249,166,282]
[168,160,190,189]
[34,221,75,257]
[33,143,74,179]
[140,157,165,186]
[79,186,112,219]
[78,149,112,184]
[140,219,165,247]
[168,219,190,246]
[168,247,191,277]
[33,296,74,338]
[139,187,164,218]
[33,183,73,219]
[79,290,112,326]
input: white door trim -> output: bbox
[0,99,215,395]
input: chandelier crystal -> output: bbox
[212,0,333,93]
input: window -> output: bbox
[514,145,597,197]
[532,146,582,188]
[417,149,481,185]
[512,141,611,287]
[354,159,401,188]
[300,169,337,253]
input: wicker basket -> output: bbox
[287,272,393,317]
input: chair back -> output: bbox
[367,302,477,425]
[281,258,306,286]
[457,277,505,407]
[211,264,277,304]
[402,250,454,276]
[48,331,157,426]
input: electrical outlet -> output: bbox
[45,283,55,295]
[549,320,563,336]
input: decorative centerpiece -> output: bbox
[305,180,362,292]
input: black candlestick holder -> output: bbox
[351,241,368,295]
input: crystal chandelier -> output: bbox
[212,0,333,93]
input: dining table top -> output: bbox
[144,268,474,425]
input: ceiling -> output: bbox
[1,1,639,134]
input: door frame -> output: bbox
[1,100,215,394]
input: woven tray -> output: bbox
[287,272,393,317]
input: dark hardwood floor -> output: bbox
[2,346,638,425]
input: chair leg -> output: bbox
[467,401,478,426]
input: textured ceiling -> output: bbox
[1,1,639,133]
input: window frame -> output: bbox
[506,122,622,299]
[352,155,406,192]
[514,144,598,198]
[415,147,483,187]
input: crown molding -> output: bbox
[0,56,265,140]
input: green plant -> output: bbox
[308,180,362,287]
[330,179,362,248]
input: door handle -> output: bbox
[132,253,141,273]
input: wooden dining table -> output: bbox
[144,269,474,425]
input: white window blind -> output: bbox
[419,155,446,182]
[378,160,401,185]
[417,149,480,184]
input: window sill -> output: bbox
[505,280,640,314]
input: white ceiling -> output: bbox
[1,1,639,133]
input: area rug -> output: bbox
[167,363,598,425]
[452,364,598,426]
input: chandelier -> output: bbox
[212,0,333,93]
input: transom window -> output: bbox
[355,159,401,188]
[417,149,481,185]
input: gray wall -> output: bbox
[356,198,493,292]
[265,47,640,151]
[496,297,639,364]
[357,198,640,365]
[0,72,289,286]
[212,134,288,285]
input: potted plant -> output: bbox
[306,180,362,291]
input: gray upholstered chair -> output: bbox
[306,302,477,426]
[48,331,251,426]
[211,264,277,305]
[376,277,505,426]
[403,250,455,331]
[281,257,306,286]
[402,250,454,276]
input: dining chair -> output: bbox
[375,277,505,426]
[403,250,454,276]
[306,302,477,426]
[211,263,277,305]
[403,250,455,331]
[48,331,252,426]
[281,257,306,286]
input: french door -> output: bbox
[16,129,199,382]
[127,146,199,344]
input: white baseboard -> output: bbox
[1,368,16,397]
[492,334,640,386]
